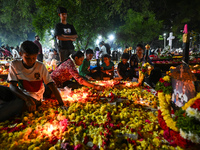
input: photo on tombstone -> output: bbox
[171,78,196,107]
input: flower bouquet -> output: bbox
[138,62,153,85]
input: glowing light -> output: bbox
[47,125,54,133]
[96,39,100,45]
[108,34,115,41]
[98,35,102,39]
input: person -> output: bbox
[100,54,114,79]
[102,41,111,55]
[130,44,151,77]
[79,48,100,80]
[48,49,54,61]
[11,46,20,60]
[95,47,100,67]
[50,51,103,90]
[55,7,78,62]
[99,42,107,62]
[52,49,60,61]
[123,46,129,53]
[179,85,188,107]
[172,82,179,104]
[0,85,25,122]
[117,53,132,80]
[33,35,43,62]
[1,45,12,58]
[6,44,11,53]
[130,44,161,88]
[7,41,64,115]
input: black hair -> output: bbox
[57,7,67,14]
[35,35,39,38]
[99,42,103,45]
[72,51,84,59]
[86,48,94,55]
[19,40,39,54]
[121,53,129,60]
[95,47,100,51]
[103,54,111,59]
[136,44,144,50]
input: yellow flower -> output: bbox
[24,117,28,121]
[153,137,161,147]
[163,75,170,82]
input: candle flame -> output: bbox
[47,125,54,133]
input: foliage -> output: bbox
[116,9,163,46]
[1,0,200,48]
[0,0,35,46]
[175,108,200,137]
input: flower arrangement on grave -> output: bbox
[156,75,200,148]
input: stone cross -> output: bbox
[167,32,175,50]
[180,65,184,78]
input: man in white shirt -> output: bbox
[11,47,20,60]
[99,42,107,63]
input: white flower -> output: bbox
[188,131,200,143]
[186,107,197,117]
[180,128,187,139]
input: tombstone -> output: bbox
[171,64,196,108]
[167,32,175,50]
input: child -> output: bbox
[117,53,132,80]
[50,51,102,90]
[79,48,99,80]
[100,54,114,79]
[7,41,64,114]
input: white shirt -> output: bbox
[12,49,20,59]
[7,60,53,101]
[100,45,107,56]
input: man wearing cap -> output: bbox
[34,35,43,62]
[55,7,78,62]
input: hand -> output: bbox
[94,85,103,90]
[61,105,68,110]
[91,70,97,73]
[106,71,109,74]
[135,68,139,71]
[71,38,76,41]
[25,96,36,112]
[88,76,95,81]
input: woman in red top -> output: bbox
[51,51,102,90]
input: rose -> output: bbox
[159,78,165,83]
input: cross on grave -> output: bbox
[167,32,175,50]
[180,65,184,78]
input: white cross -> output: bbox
[167,32,175,50]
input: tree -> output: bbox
[0,0,36,46]
[116,9,163,46]
[32,0,113,50]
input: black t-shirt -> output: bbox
[55,23,77,49]
[117,62,129,79]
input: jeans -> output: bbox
[0,85,25,122]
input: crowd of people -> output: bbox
[0,6,161,123]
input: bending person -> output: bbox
[50,51,102,90]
